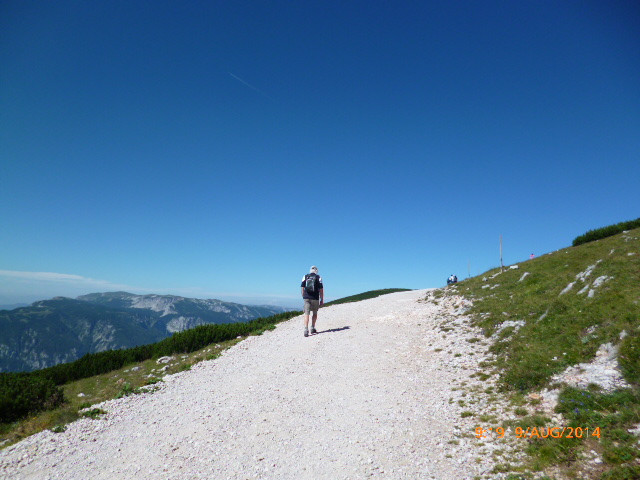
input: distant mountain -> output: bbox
[0,292,290,372]
[0,303,29,311]
[76,292,290,331]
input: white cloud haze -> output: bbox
[0,270,300,308]
[0,270,142,305]
[0,270,114,284]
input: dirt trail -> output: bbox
[1,289,499,479]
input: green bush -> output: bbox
[572,218,640,246]
[81,408,106,419]
[116,382,135,398]
[0,373,64,423]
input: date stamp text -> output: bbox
[475,426,601,439]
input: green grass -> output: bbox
[450,226,640,479]
[516,387,640,478]
[459,227,640,392]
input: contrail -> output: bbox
[227,72,274,101]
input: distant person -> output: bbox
[530,253,535,259]
[301,266,324,337]
[447,274,457,285]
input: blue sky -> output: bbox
[1,1,639,308]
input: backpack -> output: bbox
[304,273,318,294]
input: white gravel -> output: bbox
[1,289,503,480]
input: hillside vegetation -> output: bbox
[572,217,640,247]
[450,225,640,479]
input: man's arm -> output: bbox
[319,288,324,305]
[301,287,305,297]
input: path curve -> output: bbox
[1,289,498,479]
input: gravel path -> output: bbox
[1,289,500,479]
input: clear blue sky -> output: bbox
[1,1,639,308]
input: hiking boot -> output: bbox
[304,328,309,337]
[310,328,317,334]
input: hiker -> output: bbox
[301,265,324,337]
[447,274,457,285]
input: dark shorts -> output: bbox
[304,299,320,314]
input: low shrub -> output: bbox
[0,374,64,423]
[572,218,640,246]
[81,408,106,419]
[116,382,135,399]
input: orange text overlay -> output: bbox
[475,426,601,439]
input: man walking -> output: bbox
[301,266,324,337]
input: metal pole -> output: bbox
[500,235,504,272]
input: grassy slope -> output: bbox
[457,227,639,391]
[450,227,640,479]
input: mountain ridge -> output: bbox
[0,292,291,372]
